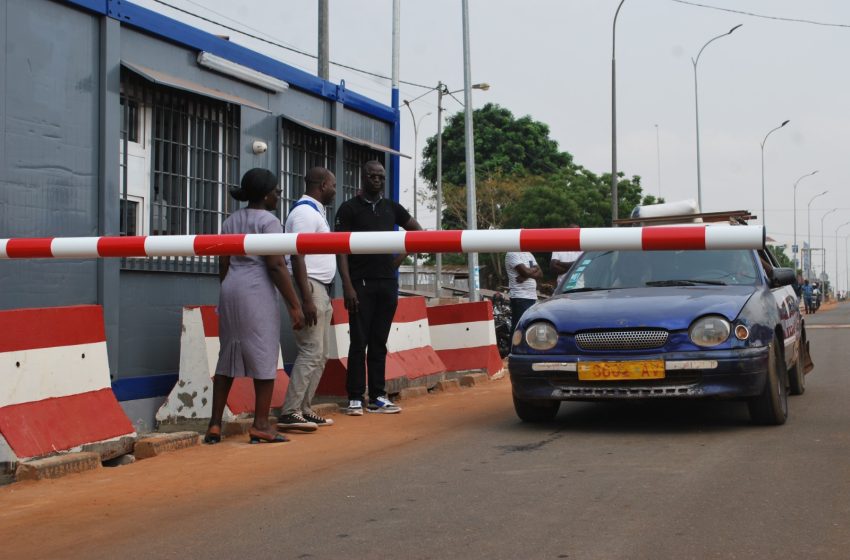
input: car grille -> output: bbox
[575,329,669,350]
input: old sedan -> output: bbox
[508,245,810,425]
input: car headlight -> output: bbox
[689,315,731,347]
[524,322,558,350]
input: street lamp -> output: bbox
[405,81,489,299]
[692,24,742,210]
[760,119,790,231]
[820,208,837,284]
[402,100,431,291]
[835,221,850,295]
[807,190,828,281]
[792,170,819,269]
[611,0,627,224]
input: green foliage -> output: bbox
[421,103,571,187]
[768,245,794,269]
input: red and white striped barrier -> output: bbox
[0,306,136,463]
[0,226,765,259]
[427,301,504,377]
[156,306,290,423]
[317,297,447,396]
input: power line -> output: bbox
[149,0,435,89]
[671,0,850,28]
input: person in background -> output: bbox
[205,168,304,445]
[550,223,582,287]
[505,251,542,333]
[802,279,814,314]
[278,167,338,432]
[335,161,422,416]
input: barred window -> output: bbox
[280,119,335,221]
[119,70,240,274]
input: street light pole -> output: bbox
[760,119,790,231]
[435,83,445,300]
[611,0,626,224]
[655,124,661,198]
[692,24,742,210]
[835,221,850,296]
[461,0,479,302]
[821,208,837,284]
[793,170,819,270]
[402,100,431,291]
[807,190,828,281]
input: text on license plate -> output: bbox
[577,360,665,381]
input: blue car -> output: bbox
[508,243,811,425]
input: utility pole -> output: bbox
[318,0,329,80]
[461,0,479,302]
[435,83,445,300]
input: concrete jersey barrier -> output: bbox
[0,305,136,463]
[427,301,504,376]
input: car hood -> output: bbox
[529,286,757,332]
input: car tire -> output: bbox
[512,395,560,423]
[788,336,806,396]
[748,337,788,425]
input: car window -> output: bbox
[559,250,761,292]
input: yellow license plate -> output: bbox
[577,360,665,381]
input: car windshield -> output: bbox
[558,249,761,293]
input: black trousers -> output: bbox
[510,297,537,333]
[346,277,399,402]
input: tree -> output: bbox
[421,103,571,188]
[768,245,794,269]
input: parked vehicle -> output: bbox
[487,292,512,359]
[508,211,813,426]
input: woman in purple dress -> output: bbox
[205,168,304,444]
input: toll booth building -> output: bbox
[0,0,403,430]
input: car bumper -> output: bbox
[508,347,769,401]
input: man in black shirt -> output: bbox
[335,160,422,415]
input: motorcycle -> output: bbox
[489,292,513,358]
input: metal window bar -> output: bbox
[279,119,336,224]
[119,70,240,273]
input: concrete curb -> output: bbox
[434,379,461,393]
[460,372,490,387]
[16,452,101,481]
[396,386,429,401]
[134,432,200,460]
[312,403,340,416]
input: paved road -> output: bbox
[4,305,850,559]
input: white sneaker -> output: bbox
[346,400,364,416]
[367,396,402,414]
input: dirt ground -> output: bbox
[0,378,512,558]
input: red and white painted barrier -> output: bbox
[427,301,504,376]
[0,306,136,462]
[156,306,289,423]
[0,225,766,259]
[317,296,447,396]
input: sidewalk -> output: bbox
[0,376,511,558]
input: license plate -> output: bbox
[577,360,665,381]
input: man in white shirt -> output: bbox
[278,167,337,431]
[505,251,542,333]
[550,224,582,287]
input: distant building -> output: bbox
[0,0,403,428]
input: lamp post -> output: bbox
[405,81,489,299]
[692,24,742,210]
[611,0,626,224]
[835,221,850,296]
[820,208,837,284]
[760,119,790,231]
[807,190,828,281]
[402,101,431,291]
[461,0,481,301]
[793,170,819,270]
[655,124,662,197]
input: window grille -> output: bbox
[120,70,240,273]
[280,119,336,221]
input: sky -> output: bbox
[135,0,850,287]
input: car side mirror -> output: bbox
[772,267,796,288]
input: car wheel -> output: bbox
[788,336,806,396]
[748,337,788,425]
[512,395,560,423]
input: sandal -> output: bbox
[248,428,289,444]
[204,425,222,445]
